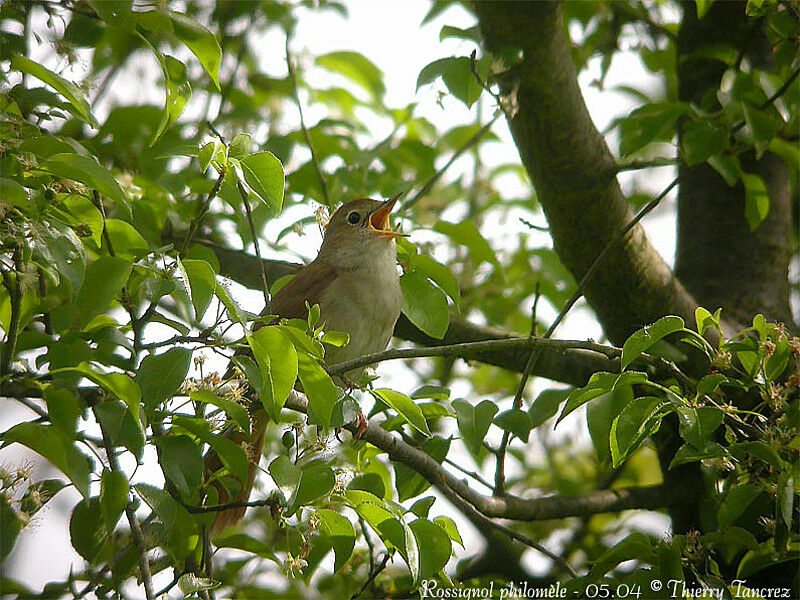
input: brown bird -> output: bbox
[208,195,404,532]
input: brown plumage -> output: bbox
[207,196,403,533]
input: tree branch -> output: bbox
[282,391,687,522]
[326,336,621,376]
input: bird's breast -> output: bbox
[318,259,402,366]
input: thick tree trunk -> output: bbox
[474,1,701,346]
[676,1,794,327]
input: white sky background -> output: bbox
[1,0,683,593]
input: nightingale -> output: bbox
[208,195,404,532]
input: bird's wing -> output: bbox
[266,258,338,319]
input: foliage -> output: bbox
[0,1,797,599]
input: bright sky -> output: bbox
[2,1,678,593]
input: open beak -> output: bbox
[368,193,405,239]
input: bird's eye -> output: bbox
[347,211,361,225]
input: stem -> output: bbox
[180,168,227,256]
[236,181,271,307]
[92,407,155,600]
[350,552,391,600]
[286,37,330,206]
[1,249,22,377]
[401,114,500,212]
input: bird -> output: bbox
[207,195,404,533]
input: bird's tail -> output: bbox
[206,408,268,535]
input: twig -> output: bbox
[494,176,680,496]
[286,37,330,206]
[1,248,22,377]
[236,181,271,307]
[401,114,500,212]
[325,336,621,376]
[615,157,678,172]
[351,552,392,600]
[760,67,800,110]
[180,168,228,256]
[519,217,549,232]
[283,391,683,521]
[92,407,155,600]
[183,496,279,514]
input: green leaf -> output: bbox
[681,120,729,166]
[214,532,278,561]
[94,400,145,460]
[372,388,431,436]
[135,347,192,411]
[141,34,192,146]
[134,483,198,560]
[70,498,109,562]
[316,51,385,99]
[154,435,203,499]
[177,573,220,595]
[433,220,497,267]
[1,423,90,498]
[297,352,338,428]
[718,484,760,527]
[696,373,728,396]
[248,327,298,422]
[87,0,132,27]
[412,254,460,305]
[741,173,770,231]
[215,281,245,324]
[394,437,450,501]
[737,542,800,578]
[453,399,498,455]
[409,496,436,519]
[676,406,724,449]
[228,133,252,159]
[44,153,125,204]
[742,102,778,156]
[173,416,248,486]
[416,56,484,108]
[728,441,783,470]
[707,154,741,186]
[529,389,569,428]
[439,24,481,43]
[434,516,463,548]
[190,389,250,435]
[166,10,222,90]
[73,256,131,328]
[100,469,129,533]
[696,0,714,18]
[669,441,726,468]
[0,495,23,561]
[315,509,356,572]
[44,386,81,437]
[410,519,452,582]
[494,409,533,443]
[610,396,664,467]
[10,55,98,128]
[556,371,620,425]
[238,151,285,212]
[588,385,631,464]
[621,316,685,370]
[590,532,656,576]
[177,259,216,320]
[618,102,687,157]
[400,270,449,339]
[288,461,335,516]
